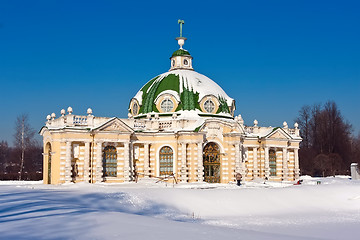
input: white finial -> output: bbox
[283,121,288,128]
[177,38,185,49]
[46,115,51,121]
[253,119,258,126]
[294,122,299,129]
[146,113,151,119]
[61,109,66,116]
[128,112,132,118]
[51,113,56,119]
[172,113,177,119]
[154,113,159,119]
[67,106,73,114]
[87,108,92,115]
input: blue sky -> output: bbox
[0,0,359,145]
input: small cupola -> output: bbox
[170,19,193,71]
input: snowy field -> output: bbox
[1,177,360,240]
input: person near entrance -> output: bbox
[236,173,242,186]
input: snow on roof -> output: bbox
[134,69,234,107]
[154,90,181,103]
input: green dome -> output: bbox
[132,70,234,116]
[172,49,191,57]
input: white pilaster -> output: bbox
[84,142,90,183]
[294,148,300,180]
[240,146,246,176]
[253,147,258,178]
[124,141,130,181]
[235,143,240,180]
[197,142,203,182]
[244,147,249,179]
[95,141,103,183]
[181,143,187,182]
[65,141,72,183]
[264,147,270,178]
[282,148,288,180]
[144,143,150,177]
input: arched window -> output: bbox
[269,149,277,176]
[204,99,215,113]
[132,102,139,115]
[103,146,117,177]
[160,99,174,112]
[203,142,221,183]
[159,146,173,176]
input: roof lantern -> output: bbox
[170,19,193,71]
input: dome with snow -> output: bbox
[129,37,235,119]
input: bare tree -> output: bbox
[0,141,9,173]
[13,114,35,180]
[295,105,312,149]
[296,101,353,176]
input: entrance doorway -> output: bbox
[203,142,221,183]
[71,158,80,182]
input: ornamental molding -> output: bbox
[94,118,134,133]
[265,128,292,140]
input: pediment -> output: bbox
[95,118,133,133]
[265,128,291,140]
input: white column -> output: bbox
[84,142,90,183]
[144,143,150,177]
[95,141,103,183]
[235,143,240,180]
[197,142,203,182]
[181,143,187,182]
[264,147,270,178]
[253,147,258,178]
[282,148,288,180]
[244,147,249,179]
[240,146,246,176]
[294,148,300,180]
[124,141,130,181]
[65,141,72,183]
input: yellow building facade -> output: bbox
[40,33,301,185]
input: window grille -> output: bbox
[203,142,221,183]
[159,146,173,176]
[160,99,174,112]
[269,149,277,176]
[103,146,117,177]
[204,99,215,113]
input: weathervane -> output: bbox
[178,19,185,37]
[176,19,186,49]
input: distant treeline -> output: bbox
[0,114,42,181]
[0,142,42,180]
[296,101,360,177]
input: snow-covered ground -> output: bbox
[1,176,359,240]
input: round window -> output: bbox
[204,99,215,113]
[184,59,188,65]
[132,102,139,115]
[160,99,174,112]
